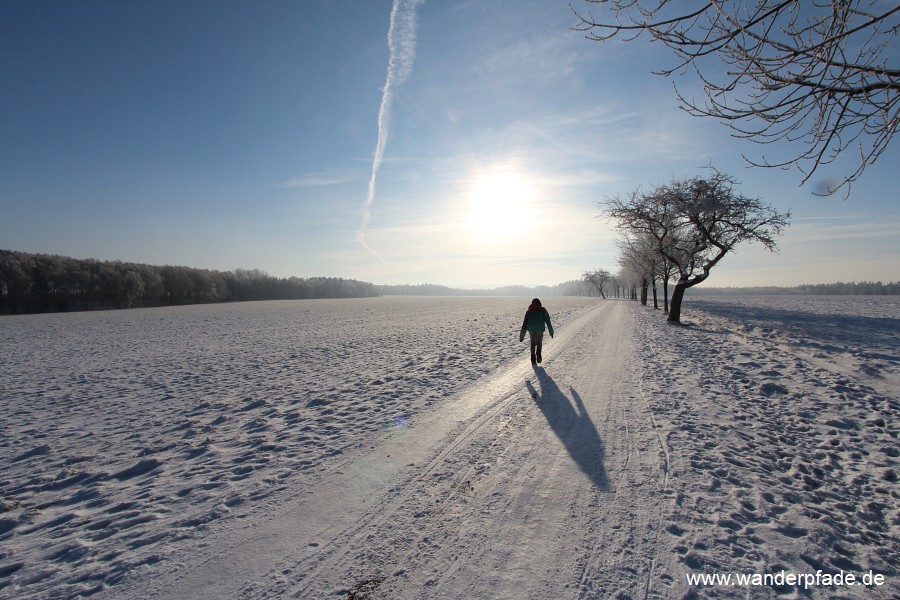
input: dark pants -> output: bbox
[529,331,544,362]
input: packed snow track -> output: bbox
[112,300,673,599]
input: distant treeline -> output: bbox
[380,280,900,298]
[690,281,900,296]
[378,280,592,297]
[0,250,380,314]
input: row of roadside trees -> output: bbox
[594,169,792,323]
[586,267,900,304]
[582,268,655,301]
[0,250,380,314]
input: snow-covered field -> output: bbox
[0,297,596,599]
[1,295,897,598]
[641,295,899,597]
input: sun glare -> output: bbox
[466,170,537,241]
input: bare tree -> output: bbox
[582,268,611,298]
[659,251,677,313]
[602,169,790,323]
[613,269,633,299]
[619,265,641,301]
[605,185,680,310]
[572,1,900,197]
[616,233,660,307]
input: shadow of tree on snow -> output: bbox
[526,367,610,491]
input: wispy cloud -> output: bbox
[279,170,356,188]
[789,217,900,242]
[475,30,586,84]
[357,0,423,259]
[460,101,706,175]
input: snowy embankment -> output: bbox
[0,297,596,599]
[637,295,899,597]
[1,295,897,599]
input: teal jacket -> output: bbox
[520,305,553,336]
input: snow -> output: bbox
[642,295,899,597]
[1,295,897,598]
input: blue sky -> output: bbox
[2,0,897,288]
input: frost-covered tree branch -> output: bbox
[572,0,900,197]
[601,169,791,323]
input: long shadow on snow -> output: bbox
[688,300,900,359]
[526,366,610,491]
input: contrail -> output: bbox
[356,0,422,260]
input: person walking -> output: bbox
[519,298,553,364]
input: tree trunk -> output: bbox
[591,282,607,299]
[668,281,688,323]
[652,282,658,309]
[663,278,669,314]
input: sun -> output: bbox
[466,170,537,240]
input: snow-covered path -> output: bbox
[111,300,673,599]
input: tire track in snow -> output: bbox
[639,378,671,492]
[636,373,675,600]
[272,302,616,598]
[277,386,532,597]
[569,302,676,598]
[259,299,671,598]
